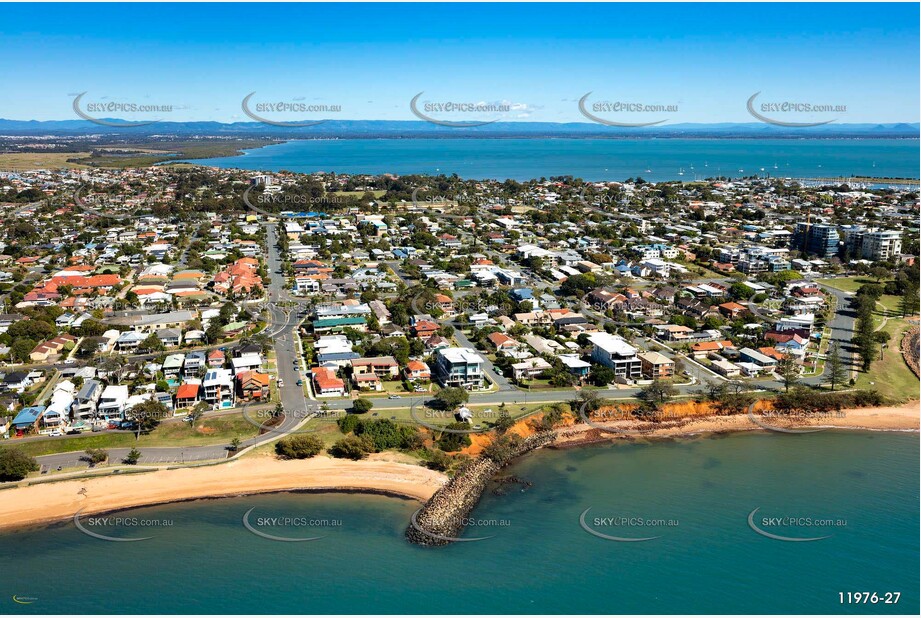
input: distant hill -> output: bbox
[0,118,917,138]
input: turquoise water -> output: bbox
[1,432,917,614]
[188,138,920,182]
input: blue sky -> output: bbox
[1,2,918,124]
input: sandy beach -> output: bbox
[1,402,916,532]
[0,454,447,532]
[553,401,920,447]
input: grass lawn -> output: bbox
[854,318,920,402]
[817,277,879,294]
[0,152,92,171]
[5,413,261,458]
[332,190,386,198]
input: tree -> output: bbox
[187,401,208,425]
[139,333,164,353]
[869,266,890,283]
[824,342,847,392]
[229,437,242,452]
[434,387,469,410]
[329,435,374,460]
[588,366,616,387]
[0,448,39,481]
[873,330,891,359]
[275,435,323,459]
[127,399,169,438]
[899,283,919,318]
[637,379,678,411]
[352,398,374,414]
[492,410,515,434]
[10,338,36,363]
[775,355,801,392]
[123,447,141,465]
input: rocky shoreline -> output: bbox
[406,431,556,546]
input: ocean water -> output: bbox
[187,138,921,182]
[1,431,917,614]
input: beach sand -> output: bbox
[1,402,916,532]
[553,400,920,447]
[0,453,447,532]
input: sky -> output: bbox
[0,2,918,124]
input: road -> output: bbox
[34,222,316,471]
[27,210,857,469]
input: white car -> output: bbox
[48,430,63,437]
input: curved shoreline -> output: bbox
[0,455,447,532]
[1,403,916,534]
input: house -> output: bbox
[350,356,400,379]
[487,332,520,353]
[315,335,360,368]
[718,301,748,320]
[433,347,486,390]
[11,406,45,434]
[588,332,641,380]
[511,357,553,381]
[115,331,144,351]
[161,353,185,380]
[73,379,102,419]
[312,367,346,397]
[203,368,235,407]
[98,385,130,419]
[175,383,200,409]
[637,351,675,380]
[559,354,592,379]
[3,371,32,393]
[155,328,182,347]
[231,352,264,375]
[690,340,735,359]
[739,347,778,369]
[237,371,270,400]
[411,319,440,339]
[207,349,226,368]
[312,316,367,334]
[404,360,431,381]
[182,351,205,378]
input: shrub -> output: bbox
[337,413,361,435]
[436,422,472,452]
[329,436,374,460]
[275,434,324,459]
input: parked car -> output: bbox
[388,395,402,399]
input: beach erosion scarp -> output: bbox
[406,430,556,546]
